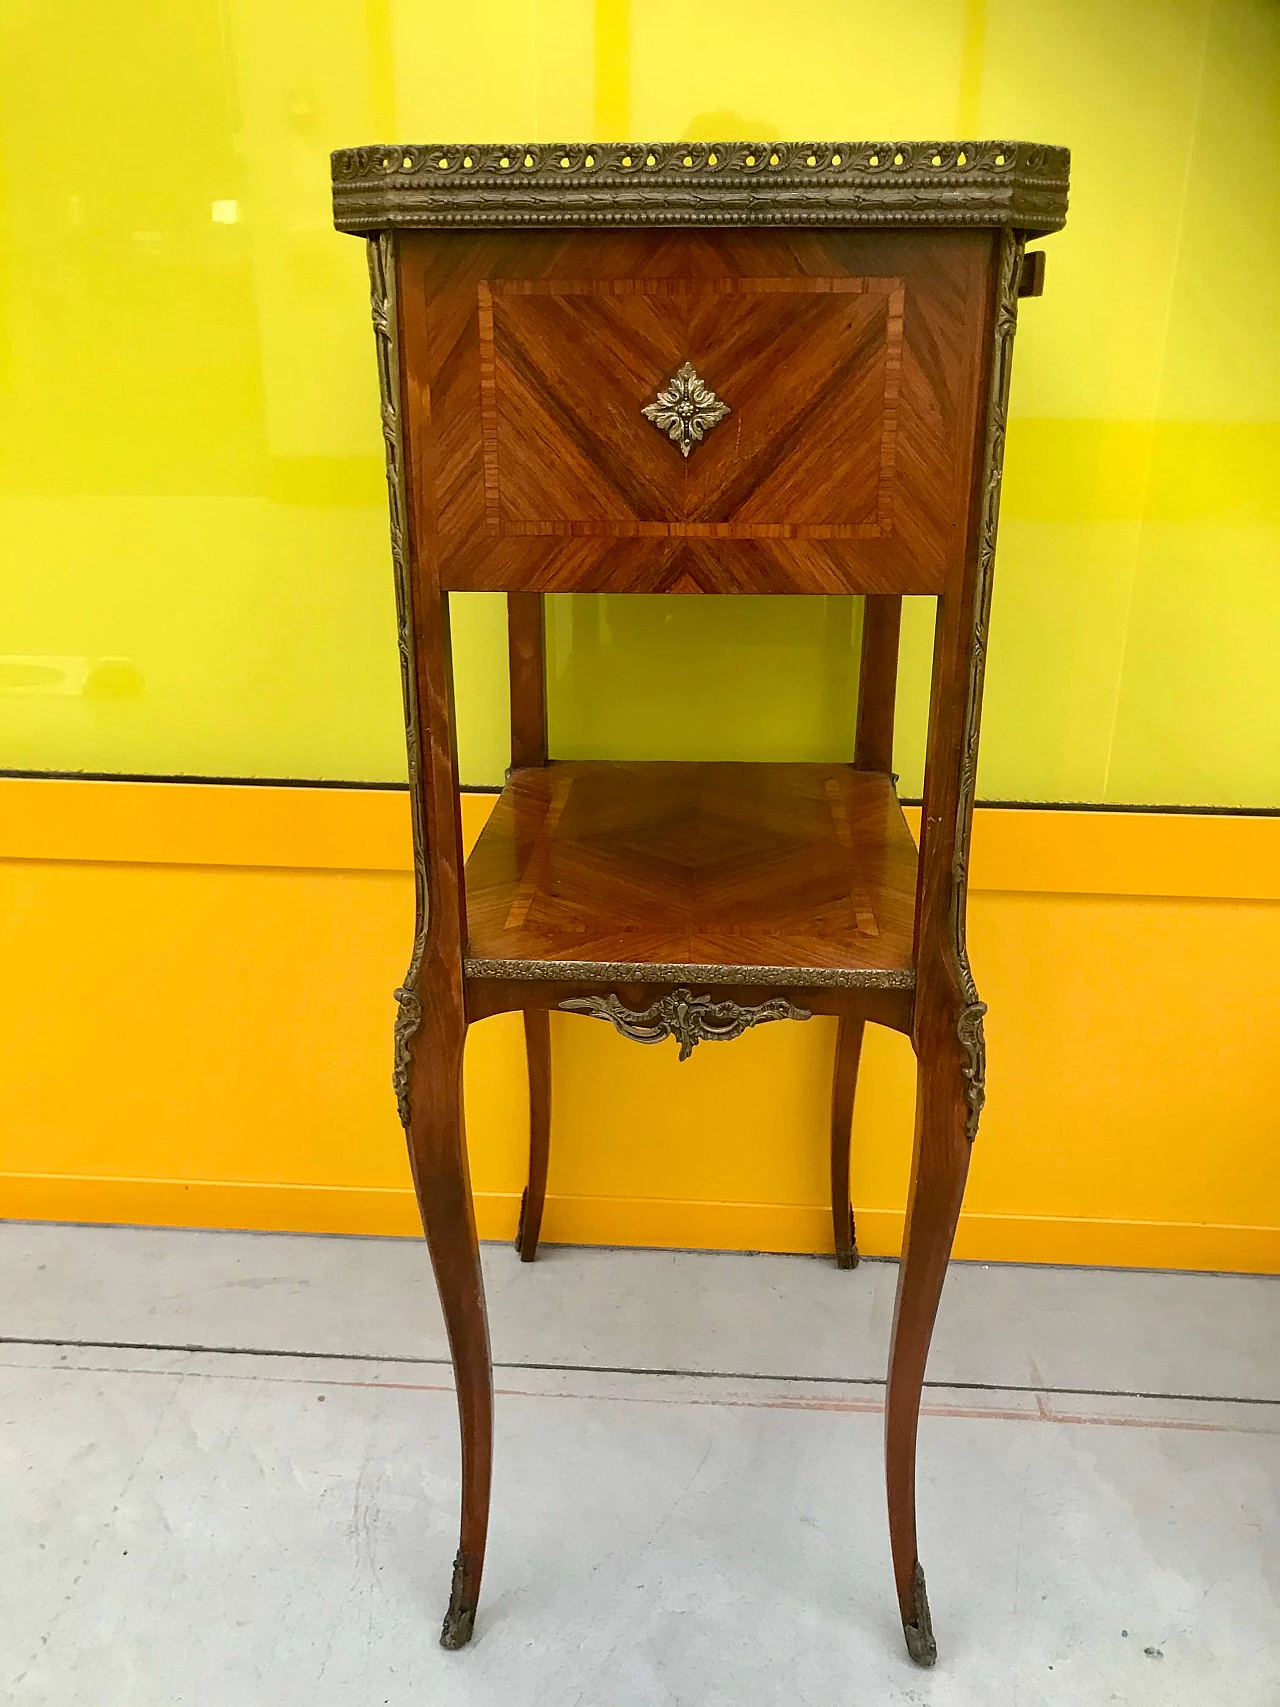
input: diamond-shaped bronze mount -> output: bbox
[641,361,731,458]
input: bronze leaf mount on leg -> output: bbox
[956,1000,987,1141]
[391,984,423,1130]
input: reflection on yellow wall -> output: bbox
[1,0,1277,806]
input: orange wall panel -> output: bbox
[2,779,1278,1272]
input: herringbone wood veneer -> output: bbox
[465,761,916,982]
[403,227,989,595]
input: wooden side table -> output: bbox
[332,139,1069,1666]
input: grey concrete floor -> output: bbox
[2,1224,1278,1705]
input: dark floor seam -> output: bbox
[1,1336,1276,1408]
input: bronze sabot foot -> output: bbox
[902,1561,937,1667]
[440,1549,478,1649]
[835,1225,861,1271]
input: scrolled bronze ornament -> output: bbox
[947,226,1024,1142]
[560,987,811,1060]
[389,985,422,1131]
[641,362,730,457]
[367,231,429,1132]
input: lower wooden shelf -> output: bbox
[463,760,918,989]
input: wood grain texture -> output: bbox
[830,1016,865,1269]
[506,593,547,769]
[514,1007,551,1261]
[886,1000,974,1663]
[395,250,492,1650]
[398,229,990,596]
[855,595,903,774]
[883,228,1012,1667]
[464,761,918,986]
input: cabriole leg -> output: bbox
[514,1007,552,1262]
[830,1016,865,1269]
[884,1032,974,1666]
[400,983,493,1649]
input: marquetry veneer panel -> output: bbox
[402,229,992,595]
[478,276,904,539]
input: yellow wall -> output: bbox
[1,0,1277,806]
[4,778,1279,1273]
[3,5,1278,1270]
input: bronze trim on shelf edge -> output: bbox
[463,957,915,990]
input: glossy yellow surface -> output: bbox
[1,0,1277,804]
[3,780,1279,1270]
